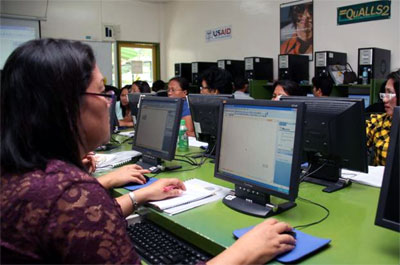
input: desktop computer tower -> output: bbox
[174,63,192,81]
[244,57,273,81]
[278,54,309,83]
[217,59,245,79]
[315,51,347,78]
[358,48,391,84]
[191,62,217,86]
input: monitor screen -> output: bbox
[281,96,368,192]
[348,94,370,108]
[132,97,183,168]
[214,99,305,217]
[188,94,233,156]
[375,107,400,232]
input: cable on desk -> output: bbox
[293,196,330,230]
[299,162,327,182]
[173,158,198,166]
[120,136,134,144]
[175,154,197,165]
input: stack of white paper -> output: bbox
[188,137,208,148]
[118,130,135,137]
[342,166,385,188]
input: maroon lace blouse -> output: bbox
[1,160,140,264]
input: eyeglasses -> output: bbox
[379,92,396,100]
[200,86,210,91]
[82,91,115,102]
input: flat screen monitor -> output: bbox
[348,94,370,108]
[281,96,368,192]
[132,97,183,170]
[375,107,399,232]
[187,94,233,157]
[214,99,305,217]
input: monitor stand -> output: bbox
[305,162,352,193]
[136,155,181,173]
[222,185,296,217]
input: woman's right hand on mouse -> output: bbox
[207,218,296,265]
[97,164,150,189]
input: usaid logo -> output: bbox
[205,25,232,42]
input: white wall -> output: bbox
[162,0,400,81]
[41,0,162,42]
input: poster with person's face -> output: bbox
[280,0,313,59]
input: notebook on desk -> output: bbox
[233,226,331,263]
[148,179,216,211]
[95,150,142,172]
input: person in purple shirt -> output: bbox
[1,39,295,264]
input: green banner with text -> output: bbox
[337,0,391,25]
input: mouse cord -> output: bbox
[293,196,330,230]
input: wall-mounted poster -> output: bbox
[280,0,313,60]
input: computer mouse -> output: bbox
[282,230,296,239]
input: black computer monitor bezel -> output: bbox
[214,99,305,202]
[375,106,400,232]
[187,94,234,146]
[280,96,368,173]
[109,94,118,136]
[128,93,154,117]
[132,96,183,161]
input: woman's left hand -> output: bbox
[135,178,186,202]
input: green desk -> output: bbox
[105,141,400,264]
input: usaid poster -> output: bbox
[206,25,232,42]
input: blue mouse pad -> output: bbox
[233,226,331,263]
[124,177,158,191]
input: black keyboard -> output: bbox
[127,220,213,265]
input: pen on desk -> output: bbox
[163,185,177,192]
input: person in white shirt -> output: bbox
[233,76,254,99]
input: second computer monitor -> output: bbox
[375,107,399,232]
[214,99,305,217]
[128,93,154,118]
[132,97,183,169]
[281,96,368,192]
[188,94,233,156]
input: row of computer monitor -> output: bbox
[109,93,399,233]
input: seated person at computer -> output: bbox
[233,76,254,99]
[312,75,333,97]
[167,77,195,136]
[271,80,305,100]
[200,66,233,95]
[132,80,151,93]
[152,79,167,96]
[366,69,399,166]
[1,39,296,264]
[116,86,134,127]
